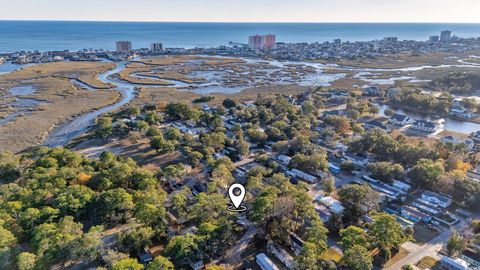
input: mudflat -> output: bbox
[0,62,119,153]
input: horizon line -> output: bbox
[1,19,480,24]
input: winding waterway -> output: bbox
[44,62,138,147]
[2,56,480,148]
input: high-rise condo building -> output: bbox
[151,43,164,54]
[261,34,276,49]
[248,34,276,50]
[116,41,132,53]
[429,36,440,42]
[440,30,451,42]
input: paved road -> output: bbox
[385,229,451,270]
[213,218,259,265]
[386,217,473,270]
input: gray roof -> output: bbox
[390,113,408,122]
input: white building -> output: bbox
[256,253,280,270]
[316,195,345,214]
[289,169,317,183]
[441,256,471,270]
[411,120,439,133]
[277,155,292,166]
[421,191,452,208]
[267,242,297,270]
[389,113,410,126]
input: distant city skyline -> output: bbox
[1,0,480,23]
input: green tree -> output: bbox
[369,213,406,257]
[446,232,466,257]
[118,225,154,252]
[190,193,230,223]
[371,134,399,161]
[16,252,37,270]
[95,117,113,138]
[409,158,445,187]
[368,162,404,184]
[135,120,149,132]
[341,160,355,174]
[112,258,144,270]
[289,153,328,175]
[146,126,162,137]
[32,216,83,264]
[235,138,250,157]
[164,127,182,141]
[71,226,103,261]
[338,184,379,223]
[164,234,201,268]
[306,218,328,253]
[54,185,95,217]
[150,135,175,153]
[94,188,134,224]
[165,102,200,121]
[324,115,351,134]
[341,245,373,270]
[322,176,335,195]
[0,226,16,255]
[222,98,237,109]
[0,151,20,182]
[297,241,320,270]
[340,225,369,250]
[146,256,174,270]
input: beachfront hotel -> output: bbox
[248,34,276,50]
[116,41,133,53]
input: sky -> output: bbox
[1,0,480,23]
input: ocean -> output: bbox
[1,21,480,53]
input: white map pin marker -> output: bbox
[228,183,246,210]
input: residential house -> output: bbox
[267,242,297,270]
[256,253,280,270]
[400,205,432,223]
[388,113,410,126]
[421,191,452,208]
[461,249,480,269]
[288,168,317,183]
[392,180,412,193]
[189,260,204,270]
[315,204,332,223]
[316,195,345,214]
[450,103,473,119]
[344,153,369,167]
[368,181,402,200]
[411,120,439,133]
[467,171,480,183]
[471,131,480,143]
[277,155,292,166]
[364,119,392,132]
[412,199,441,215]
[440,256,472,270]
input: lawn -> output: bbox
[383,247,410,268]
[416,256,440,270]
[413,224,440,245]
